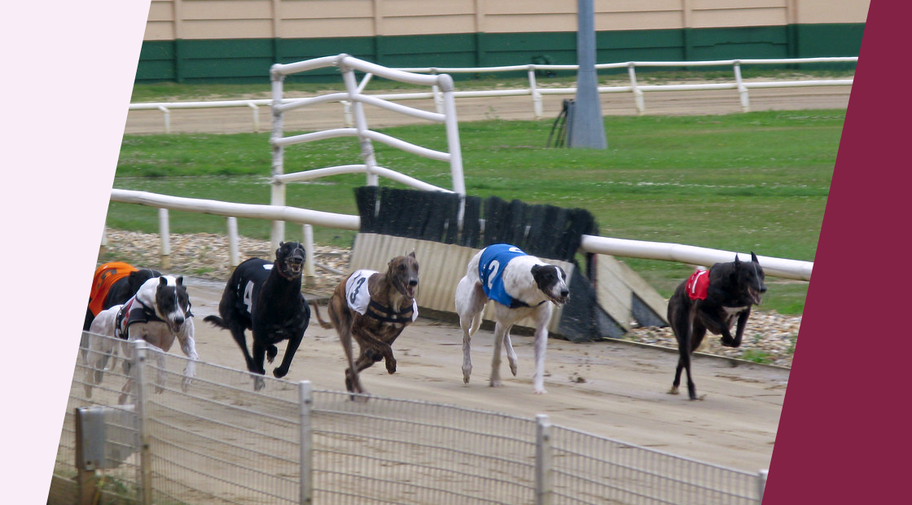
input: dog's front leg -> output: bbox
[274,332,304,379]
[176,323,199,393]
[250,342,268,391]
[532,304,553,394]
[724,309,751,348]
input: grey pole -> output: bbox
[568,0,607,149]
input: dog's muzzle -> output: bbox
[402,278,418,298]
[749,286,766,305]
[550,289,570,305]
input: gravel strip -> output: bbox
[99,229,798,368]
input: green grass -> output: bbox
[109,109,843,315]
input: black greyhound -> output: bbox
[205,242,311,391]
[667,252,766,400]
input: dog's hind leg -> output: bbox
[503,329,519,378]
[456,278,487,384]
[489,321,508,387]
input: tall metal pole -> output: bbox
[568,0,607,149]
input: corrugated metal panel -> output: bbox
[350,233,573,333]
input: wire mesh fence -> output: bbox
[50,333,765,505]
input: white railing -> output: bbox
[129,56,856,132]
[107,188,813,280]
[267,53,466,254]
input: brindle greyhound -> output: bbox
[314,252,419,400]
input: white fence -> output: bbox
[266,54,466,254]
[50,334,766,505]
[129,56,856,133]
[107,188,813,281]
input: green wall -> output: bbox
[135,24,863,84]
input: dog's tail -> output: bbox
[310,302,334,329]
[203,315,228,329]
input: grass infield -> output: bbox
[109,108,843,315]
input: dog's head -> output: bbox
[154,276,193,334]
[531,264,570,305]
[274,241,306,280]
[733,252,767,306]
[387,252,419,299]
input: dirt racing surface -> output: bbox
[183,276,788,475]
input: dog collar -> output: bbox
[366,299,418,324]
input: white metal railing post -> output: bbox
[758,468,768,503]
[158,208,171,270]
[529,66,543,119]
[628,62,645,114]
[248,102,260,132]
[535,414,552,505]
[438,74,465,197]
[227,216,240,267]
[132,340,153,505]
[299,380,314,505]
[302,224,315,286]
[157,105,171,134]
[270,64,287,258]
[340,56,380,187]
[734,61,750,112]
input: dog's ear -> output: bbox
[159,277,168,287]
[408,251,416,259]
[751,251,759,264]
[734,254,741,266]
[176,276,184,286]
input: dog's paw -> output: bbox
[668,385,680,395]
[386,358,397,375]
[462,366,472,384]
[253,376,266,392]
[273,366,288,379]
[266,345,278,363]
[489,378,503,388]
[181,377,193,393]
[720,336,737,347]
[509,363,518,377]
[534,388,548,395]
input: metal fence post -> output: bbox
[227,216,239,268]
[758,468,768,503]
[133,340,153,505]
[157,208,171,270]
[734,61,750,113]
[299,381,314,505]
[535,414,552,505]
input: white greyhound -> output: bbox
[83,275,198,404]
[454,244,569,394]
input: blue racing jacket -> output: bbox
[479,244,529,308]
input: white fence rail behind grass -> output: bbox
[50,334,766,505]
[128,56,857,132]
[267,53,466,254]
